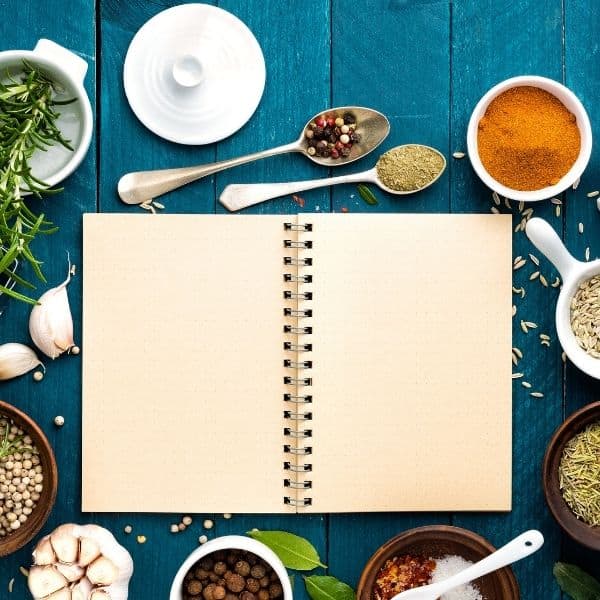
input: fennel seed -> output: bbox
[540,274,548,287]
[491,206,500,214]
[529,271,540,280]
[551,197,562,205]
[587,190,599,198]
[512,372,523,379]
[555,205,561,218]
[579,222,584,234]
[513,347,523,359]
[529,254,540,266]
[492,191,500,205]
[521,381,532,388]
[530,392,544,398]
[453,151,466,159]
[513,260,526,270]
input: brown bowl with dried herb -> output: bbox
[543,401,600,551]
[357,525,519,600]
[0,400,58,557]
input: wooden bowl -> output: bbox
[0,400,58,557]
[357,525,519,600]
[543,400,600,550]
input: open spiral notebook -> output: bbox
[82,212,512,513]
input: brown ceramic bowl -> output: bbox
[0,400,58,557]
[357,525,519,600]
[543,401,600,551]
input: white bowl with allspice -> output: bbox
[170,535,293,600]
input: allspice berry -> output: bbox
[203,584,217,600]
[235,560,251,577]
[225,573,246,593]
[201,558,215,571]
[257,590,270,600]
[213,585,226,600]
[246,578,261,594]
[269,583,283,599]
[214,561,227,576]
[187,580,203,596]
[259,576,270,588]
[240,593,256,600]
[251,565,266,579]
[225,595,238,600]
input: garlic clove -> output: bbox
[78,536,101,567]
[71,577,92,600]
[90,589,111,599]
[29,263,77,359]
[27,565,68,598]
[0,342,44,380]
[86,555,119,586]
[55,563,85,583]
[33,536,57,566]
[46,588,73,600]
[50,526,80,564]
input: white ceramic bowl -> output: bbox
[0,39,93,186]
[467,76,592,202]
[169,535,293,600]
[526,217,600,379]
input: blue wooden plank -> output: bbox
[450,1,565,598]
[215,0,331,215]
[100,0,218,214]
[562,0,600,583]
[0,0,96,594]
[328,0,452,590]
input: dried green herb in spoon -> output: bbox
[0,61,75,304]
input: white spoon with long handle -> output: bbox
[391,530,544,600]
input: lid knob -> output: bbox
[172,54,205,88]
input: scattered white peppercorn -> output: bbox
[32,371,44,382]
[198,535,208,544]
[203,519,214,529]
[223,513,232,519]
[170,524,179,533]
[136,534,147,544]
[53,416,64,427]
[182,515,192,526]
[178,523,186,532]
[124,525,133,534]
[70,346,81,355]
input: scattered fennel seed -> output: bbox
[19,567,28,578]
[512,305,517,317]
[530,392,544,398]
[519,201,525,212]
[491,206,500,214]
[522,381,532,388]
[492,191,501,205]
[587,190,599,198]
[136,535,147,544]
[551,197,562,205]
[579,222,584,234]
[540,334,551,341]
[153,201,165,210]
[522,208,534,218]
[541,340,550,347]
[513,347,523,359]
[573,177,580,190]
[8,578,14,593]
[512,373,523,379]
[529,254,540,266]
[514,222,523,233]
[520,321,529,333]
[453,151,466,159]
[530,271,540,281]
[513,259,526,270]
[586,247,591,261]
[540,274,548,287]
[514,256,523,265]
[504,197,512,210]
[555,205,561,218]
[552,277,561,288]
[525,321,538,328]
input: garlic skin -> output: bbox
[29,524,133,600]
[0,343,44,380]
[29,265,77,359]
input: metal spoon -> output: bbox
[117,106,389,205]
[391,530,544,600]
[219,144,446,212]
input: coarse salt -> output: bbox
[430,555,483,600]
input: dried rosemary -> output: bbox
[0,61,74,304]
[559,421,600,526]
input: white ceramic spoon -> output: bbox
[391,530,544,600]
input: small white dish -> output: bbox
[526,217,600,379]
[169,535,293,600]
[467,76,592,202]
[123,4,266,145]
[0,39,93,186]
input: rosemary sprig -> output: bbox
[0,420,31,461]
[0,61,74,304]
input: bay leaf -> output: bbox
[304,575,355,600]
[357,184,378,206]
[554,562,600,599]
[246,530,326,570]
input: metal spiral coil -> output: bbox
[283,222,313,509]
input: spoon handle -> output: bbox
[219,170,374,212]
[431,530,544,597]
[117,141,300,205]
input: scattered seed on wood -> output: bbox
[513,347,523,359]
[529,254,540,266]
[514,222,523,233]
[579,222,584,234]
[573,177,580,190]
[491,206,500,214]
[522,381,532,388]
[513,256,522,265]
[492,191,501,205]
[152,201,165,210]
[512,305,517,316]
[587,190,599,197]
[203,519,214,529]
[137,535,147,544]
[552,277,561,288]
[562,351,567,363]
[19,567,28,578]
[555,205,561,218]
[540,334,551,341]
[124,525,132,534]
[223,513,232,519]
[520,321,529,333]
[586,247,591,261]
[53,415,64,427]
[530,392,544,398]
[530,271,540,280]
[525,321,538,328]
[540,274,548,287]
[514,259,527,270]
[522,208,534,218]
[8,578,14,593]
[504,197,512,210]
[519,201,525,213]
[541,340,551,347]
[551,197,562,205]
[512,372,524,379]
[182,515,193,526]
[597,197,600,213]
[453,151,466,159]
[199,535,208,544]
[170,524,179,533]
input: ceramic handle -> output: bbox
[431,530,544,597]
[118,142,300,205]
[33,39,88,83]
[526,217,580,281]
[219,170,374,212]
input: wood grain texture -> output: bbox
[451,2,565,598]
[1,2,599,599]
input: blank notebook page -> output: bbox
[82,214,289,513]
[305,213,512,512]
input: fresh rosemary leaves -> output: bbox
[0,61,74,304]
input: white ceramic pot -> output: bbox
[526,217,600,379]
[169,535,293,600]
[0,39,93,186]
[467,76,592,202]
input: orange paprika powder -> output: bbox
[477,86,580,191]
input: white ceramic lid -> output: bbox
[123,3,266,145]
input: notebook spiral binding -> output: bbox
[283,221,313,508]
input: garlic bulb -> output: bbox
[0,343,44,380]
[29,524,134,600]
[29,263,78,359]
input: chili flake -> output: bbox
[373,555,436,600]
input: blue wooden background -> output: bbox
[1,1,599,598]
